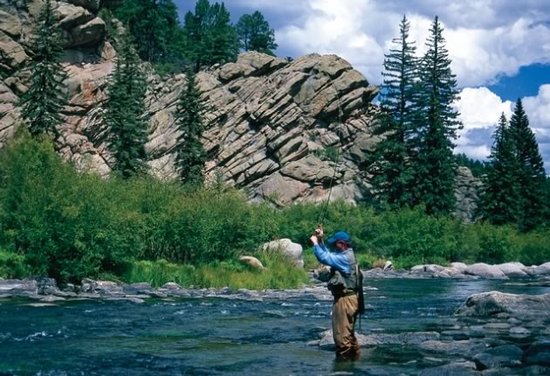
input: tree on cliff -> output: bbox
[104,31,149,178]
[174,70,207,186]
[508,99,547,231]
[477,113,521,225]
[18,0,67,139]
[112,0,184,67]
[182,0,239,71]
[236,11,278,56]
[412,16,462,215]
[369,15,419,209]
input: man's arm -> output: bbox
[311,243,351,274]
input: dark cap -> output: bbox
[327,231,351,245]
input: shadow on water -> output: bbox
[0,279,549,375]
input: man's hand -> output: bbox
[310,234,319,245]
[310,226,323,245]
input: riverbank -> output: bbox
[1,261,549,303]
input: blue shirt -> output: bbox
[313,243,354,275]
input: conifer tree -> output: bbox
[104,31,149,178]
[508,99,546,231]
[183,0,239,71]
[174,69,207,186]
[236,11,278,56]
[18,0,67,139]
[477,113,521,225]
[369,15,419,209]
[112,0,183,65]
[413,16,462,215]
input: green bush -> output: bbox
[0,249,29,278]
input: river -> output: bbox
[1,279,549,375]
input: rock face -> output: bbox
[0,1,481,214]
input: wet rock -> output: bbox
[473,344,523,370]
[418,361,478,376]
[455,291,550,317]
[523,341,550,367]
[465,263,508,279]
[0,278,37,297]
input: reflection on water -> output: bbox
[0,279,548,375]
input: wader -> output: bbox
[327,250,361,361]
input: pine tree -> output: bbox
[413,16,462,215]
[104,31,149,178]
[508,99,546,231]
[174,69,207,186]
[112,0,183,65]
[477,113,521,225]
[369,15,419,209]
[236,11,278,56]
[18,0,67,139]
[183,0,239,71]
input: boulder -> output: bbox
[455,291,550,317]
[464,263,508,279]
[497,262,529,278]
[261,238,304,268]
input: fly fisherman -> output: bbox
[310,227,363,361]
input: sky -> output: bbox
[174,0,550,172]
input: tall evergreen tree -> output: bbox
[18,0,67,139]
[174,69,207,186]
[508,99,546,231]
[104,31,149,178]
[413,16,462,215]
[236,11,278,56]
[369,15,419,209]
[183,0,239,71]
[477,113,521,225]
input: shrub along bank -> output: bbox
[0,135,548,286]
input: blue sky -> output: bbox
[175,0,550,172]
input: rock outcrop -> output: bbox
[0,1,481,214]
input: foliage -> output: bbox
[111,0,184,66]
[454,153,488,177]
[369,15,418,209]
[18,0,67,139]
[182,0,239,71]
[0,249,29,279]
[104,30,149,178]
[478,102,547,231]
[174,69,207,186]
[412,16,462,215]
[0,133,140,283]
[236,11,278,55]
[124,252,308,290]
[508,99,547,231]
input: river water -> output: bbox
[1,279,549,375]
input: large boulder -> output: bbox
[464,263,508,279]
[261,238,304,268]
[455,291,550,317]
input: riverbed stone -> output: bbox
[473,344,523,370]
[523,341,550,367]
[465,263,508,279]
[418,361,478,376]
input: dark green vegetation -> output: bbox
[369,16,461,215]
[17,0,66,139]
[104,30,149,178]
[0,134,548,286]
[103,0,277,74]
[477,101,548,231]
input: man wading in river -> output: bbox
[310,227,363,361]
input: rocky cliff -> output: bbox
[0,0,479,213]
